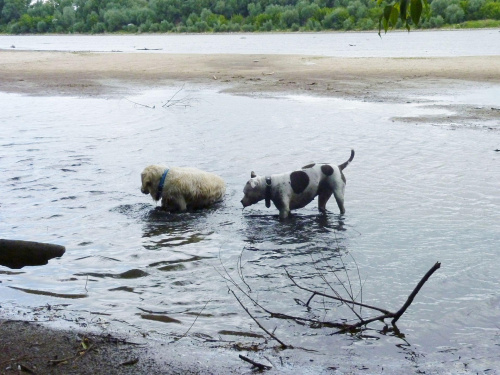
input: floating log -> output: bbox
[0,239,65,269]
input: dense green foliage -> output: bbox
[0,0,499,34]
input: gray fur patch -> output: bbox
[321,164,334,176]
[290,171,310,194]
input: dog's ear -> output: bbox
[251,171,256,178]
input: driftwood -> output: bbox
[0,239,65,269]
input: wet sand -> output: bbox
[1,50,499,374]
[0,319,242,374]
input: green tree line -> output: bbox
[1,0,499,34]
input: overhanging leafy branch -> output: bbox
[377,0,431,34]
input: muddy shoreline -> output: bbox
[0,319,245,374]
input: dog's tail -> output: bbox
[338,149,355,171]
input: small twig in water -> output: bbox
[286,269,390,315]
[239,354,272,370]
[125,98,155,109]
[120,358,139,366]
[162,84,185,108]
[174,299,212,342]
[229,289,290,349]
[237,248,252,292]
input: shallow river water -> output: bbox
[1,30,500,373]
[1,29,500,57]
[1,85,499,373]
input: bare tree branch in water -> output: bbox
[124,85,198,110]
[162,84,199,108]
[288,261,441,334]
[219,249,440,343]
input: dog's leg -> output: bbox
[174,195,187,212]
[161,198,170,211]
[333,191,345,215]
[331,173,347,215]
[274,196,290,219]
[161,195,187,212]
[279,208,290,219]
[278,199,291,219]
[318,191,332,214]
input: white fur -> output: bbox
[141,165,225,212]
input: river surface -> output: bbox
[1,29,499,57]
[1,31,500,373]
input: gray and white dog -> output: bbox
[241,150,354,219]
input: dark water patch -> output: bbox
[109,269,149,279]
[74,255,120,262]
[98,256,121,262]
[8,286,87,299]
[59,196,78,200]
[141,220,193,238]
[140,314,182,324]
[75,256,92,260]
[172,280,193,286]
[0,270,25,275]
[109,286,140,293]
[150,255,212,268]
[144,234,204,249]
[158,264,186,272]
[61,168,77,172]
[184,312,214,318]
[111,203,152,220]
[77,241,93,246]
[218,330,266,339]
[88,191,106,195]
[75,269,148,279]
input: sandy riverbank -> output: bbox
[1,51,499,100]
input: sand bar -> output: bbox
[1,51,499,98]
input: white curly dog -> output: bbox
[141,165,225,212]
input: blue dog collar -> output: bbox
[265,176,272,208]
[155,168,169,201]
